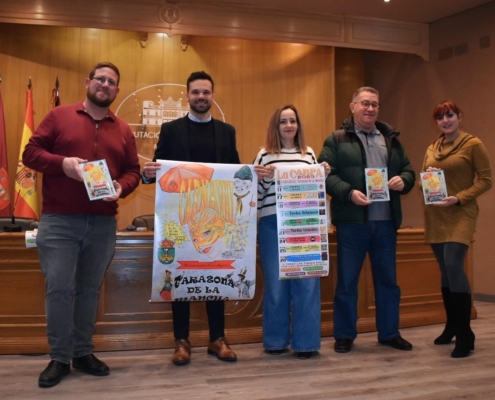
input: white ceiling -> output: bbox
[222,0,493,24]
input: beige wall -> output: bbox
[363,2,495,295]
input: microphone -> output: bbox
[3,189,23,232]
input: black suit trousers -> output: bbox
[172,301,225,341]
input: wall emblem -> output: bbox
[115,83,225,161]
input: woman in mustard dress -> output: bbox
[422,101,491,358]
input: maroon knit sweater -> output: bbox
[23,101,140,216]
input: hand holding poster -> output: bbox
[151,161,258,301]
[275,165,330,279]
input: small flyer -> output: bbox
[79,159,116,201]
[25,230,38,248]
[421,170,448,204]
[365,167,390,202]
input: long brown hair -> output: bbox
[265,104,307,155]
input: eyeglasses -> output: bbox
[91,76,118,87]
[354,101,380,109]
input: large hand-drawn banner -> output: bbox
[275,165,330,279]
[151,161,258,302]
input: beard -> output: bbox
[189,100,211,115]
[86,88,115,108]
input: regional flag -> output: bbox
[0,85,11,217]
[14,88,39,219]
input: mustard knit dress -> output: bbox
[422,131,492,246]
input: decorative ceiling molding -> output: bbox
[0,0,429,60]
[345,16,429,61]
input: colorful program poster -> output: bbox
[365,167,390,202]
[275,165,329,280]
[421,170,448,204]
[151,161,258,302]
[79,159,116,201]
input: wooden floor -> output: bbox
[1,301,495,400]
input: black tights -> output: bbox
[431,242,470,293]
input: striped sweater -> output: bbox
[253,146,318,218]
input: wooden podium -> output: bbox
[0,229,474,354]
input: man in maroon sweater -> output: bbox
[23,62,140,388]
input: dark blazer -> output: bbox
[147,115,241,183]
[154,115,240,163]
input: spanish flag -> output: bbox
[14,88,39,219]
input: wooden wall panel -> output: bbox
[334,47,365,130]
[0,23,338,229]
[0,229,467,354]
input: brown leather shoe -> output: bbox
[172,339,191,366]
[207,337,237,362]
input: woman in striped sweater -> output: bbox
[254,104,330,359]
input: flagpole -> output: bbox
[52,76,60,107]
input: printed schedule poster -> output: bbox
[275,165,330,280]
[150,161,258,302]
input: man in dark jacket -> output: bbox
[142,71,239,366]
[318,86,415,354]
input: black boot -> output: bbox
[434,287,456,345]
[451,292,475,358]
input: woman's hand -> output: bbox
[254,165,275,180]
[321,162,331,177]
[433,196,459,207]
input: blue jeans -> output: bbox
[258,215,321,352]
[36,214,116,363]
[334,220,400,341]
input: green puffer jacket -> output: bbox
[318,117,415,229]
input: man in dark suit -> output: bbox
[143,71,240,366]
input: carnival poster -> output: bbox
[275,165,330,280]
[151,161,258,302]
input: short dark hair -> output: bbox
[89,62,120,86]
[187,71,214,92]
[352,86,379,102]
